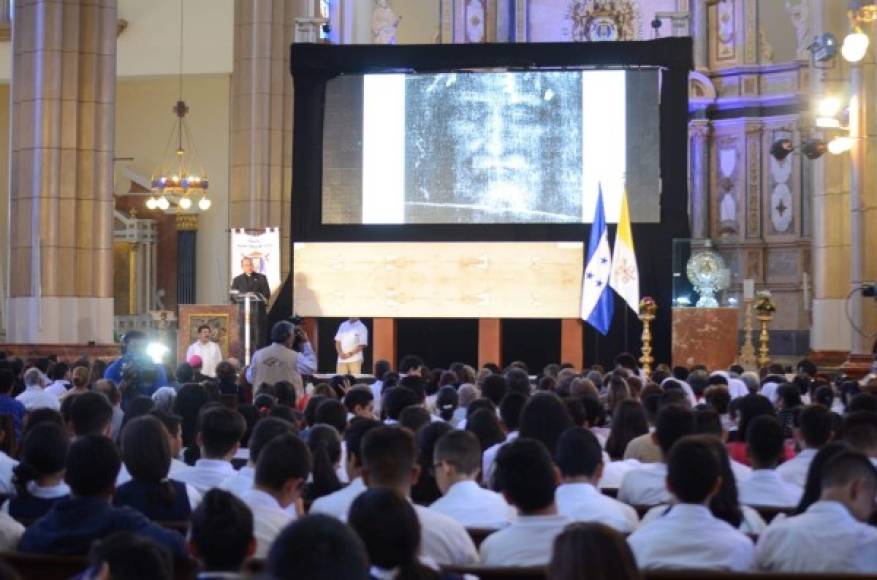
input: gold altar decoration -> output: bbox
[639,296,657,378]
[754,291,775,368]
[738,297,757,370]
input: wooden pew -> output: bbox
[441,567,877,580]
[0,552,198,580]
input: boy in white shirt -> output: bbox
[220,417,296,498]
[777,404,834,488]
[619,405,695,507]
[359,426,478,566]
[241,434,311,558]
[555,427,638,533]
[480,438,570,567]
[757,451,877,572]
[430,430,514,529]
[175,406,246,493]
[627,435,755,571]
[335,318,368,375]
[738,415,802,508]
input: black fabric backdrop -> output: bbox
[282,39,693,371]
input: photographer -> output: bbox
[104,331,168,405]
[248,321,316,400]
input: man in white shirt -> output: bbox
[480,438,570,567]
[44,362,71,398]
[359,425,478,566]
[738,415,802,508]
[430,430,513,529]
[175,406,246,493]
[756,451,877,572]
[335,318,368,376]
[241,434,311,558]
[220,417,296,498]
[555,427,638,533]
[619,405,694,507]
[627,435,755,571]
[777,404,834,488]
[310,418,381,521]
[16,368,60,412]
[249,321,316,397]
[185,325,223,378]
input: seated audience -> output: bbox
[58,366,89,401]
[738,415,802,508]
[725,394,775,463]
[175,405,246,493]
[518,392,573,458]
[344,387,376,421]
[430,430,513,529]
[351,488,464,580]
[465,407,505,454]
[411,421,454,505]
[16,367,59,412]
[757,450,877,572]
[605,399,649,461]
[242,434,312,557]
[19,435,186,558]
[842,410,877,460]
[692,408,752,482]
[265,514,370,580]
[480,438,570,566]
[435,385,459,423]
[623,390,688,463]
[400,405,433,434]
[549,522,642,580]
[627,435,755,571]
[481,392,526,487]
[304,424,344,503]
[114,416,200,520]
[554,427,638,533]
[44,362,71,398]
[220,416,295,497]
[87,532,173,580]
[69,391,115,438]
[360,426,478,565]
[4,422,70,522]
[777,404,834,487]
[310,418,381,521]
[94,379,124,441]
[618,405,694,506]
[188,489,256,578]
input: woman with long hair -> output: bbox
[519,392,573,457]
[304,424,344,505]
[349,488,462,580]
[604,399,649,460]
[548,522,642,580]
[114,416,199,521]
[5,422,69,522]
[465,408,505,454]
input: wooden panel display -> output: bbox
[293,242,584,319]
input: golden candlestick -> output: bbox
[638,297,657,379]
[737,298,756,370]
[753,291,776,370]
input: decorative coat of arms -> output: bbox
[567,0,640,42]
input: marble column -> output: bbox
[688,120,711,239]
[229,0,297,285]
[689,0,709,70]
[7,0,116,343]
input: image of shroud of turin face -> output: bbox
[404,70,584,224]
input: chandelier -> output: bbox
[146,0,211,212]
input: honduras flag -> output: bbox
[580,186,614,335]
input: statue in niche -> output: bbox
[784,0,810,60]
[372,0,401,45]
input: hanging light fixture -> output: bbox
[148,0,210,212]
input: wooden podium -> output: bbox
[177,304,241,364]
[672,307,739,370]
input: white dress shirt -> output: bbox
[173,459,237,493]
[756,500,877,572]
[556,482,639,533]
[481,431,518,488]
[479,514,570,567]
[370,380,384,415]
[598,458,642,490]
[729,459,752,484]
[776,448,817,488]
[0,511,24,551]
[628,504,755,571]
[414,504,479,566]
[117,458,192,486]
[618,462,670,506]
[309,477,366,521]
[15,385,60,412]
[641,504,766,535]
[186,340,223,378]
[738,469,802,508]
[0,452,17,496]
[429,480,514,529]
[241,488,294,558]
[335,320,368,364]
[44,380,70,399]
[1,481,69,513]
[219,465,254,498]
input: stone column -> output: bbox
[7,0,116,343]
[689,0,709,70]
[689,119,711,239]
[229,0,297,285]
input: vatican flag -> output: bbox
[609,190,640,313]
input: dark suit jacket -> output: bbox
[231,272,270,304]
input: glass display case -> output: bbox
[672,238,741,308]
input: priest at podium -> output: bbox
[231,256,271,349]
